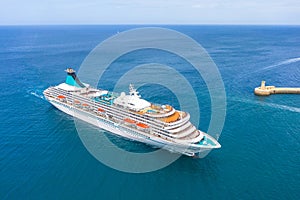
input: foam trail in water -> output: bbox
[262,57,300,71]
[265,102,300,113]
[236,57,300,81]
[30,90,45,100]
[231,97,300,113]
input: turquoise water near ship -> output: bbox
[0,25,299,199]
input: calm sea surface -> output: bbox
[0,25,299,199]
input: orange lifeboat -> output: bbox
[73,100,80,104]
[57,95,65,99]
[124,118,136,124]
[82,103,89,107]
[98,107,105,112]
[136,123,149,129]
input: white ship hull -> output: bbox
[44,68,220,157]
[49,99,213,156]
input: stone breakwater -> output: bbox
[254,81,300,96]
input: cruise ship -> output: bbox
[43,68,221,157]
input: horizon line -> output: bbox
[1,23,300,26]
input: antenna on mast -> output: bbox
[129,84,141,98]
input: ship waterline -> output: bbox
[43,68,220,157]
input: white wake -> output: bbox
[231,97,300,113]
[237,57,300,80]
[264,102,300,113]
[30,91,45,100]
[261,57,300,71]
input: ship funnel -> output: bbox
[65,68,86,88]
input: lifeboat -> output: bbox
[82,103,89,110]
[73,100,81,106]
[124,118,136,124]
[57,95,66,102]
[136,123,149,129]
[98,107,105,112]
[57,95,66,99]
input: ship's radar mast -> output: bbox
[65,68,76,74]
[129,84,141,98]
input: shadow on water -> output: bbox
[170,154,220,178]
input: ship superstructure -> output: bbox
[43,68,221,157]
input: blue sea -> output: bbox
[0,25,299,199]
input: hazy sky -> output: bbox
[1,0,300,25]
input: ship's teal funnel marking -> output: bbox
[66,75,83,87]
[65,68,86,88]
